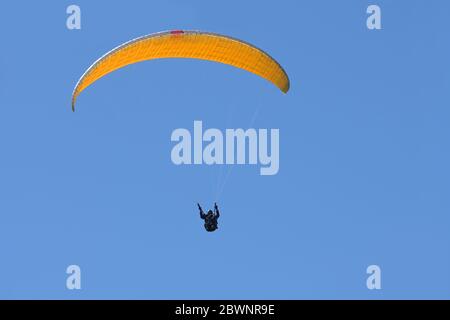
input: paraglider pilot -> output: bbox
[198,203,220,232]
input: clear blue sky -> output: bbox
[0,0,449,299]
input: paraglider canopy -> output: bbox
[71,30,290,110]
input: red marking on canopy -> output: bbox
[170,30,185,35]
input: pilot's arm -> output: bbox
[214,203,220,218]
[198,203,206,219]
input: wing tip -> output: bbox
[280,81,290,94]
[71,97,76,112]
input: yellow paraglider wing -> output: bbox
[71,30,290,110]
